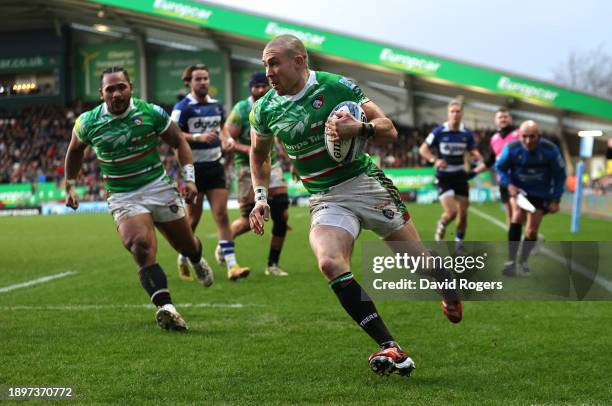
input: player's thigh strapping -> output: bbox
[309,170,410,240]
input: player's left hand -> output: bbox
[183,181,198,204]
[548,201,560,213]
[222,136,236,152]
[249,201,270,236]
[325,111,359,141]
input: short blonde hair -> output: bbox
[448,98,464,109]
[265,35,309,67]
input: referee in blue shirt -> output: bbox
[495,120,566,276]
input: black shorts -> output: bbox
[499,185,510,203]
[195,162,226,192]
[527,196,552,214]
[435,173,469,198]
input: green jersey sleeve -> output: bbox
[249,99,273,139]
[150,103,172,134]
[73,112,91,145]
[227,104,243,127]
[337,76,370,106]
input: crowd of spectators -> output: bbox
[368,122,498,169]
[1,104,569,202]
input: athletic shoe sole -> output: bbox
[441,300,462,323]
[228,268,250,281]
[177,260,193,281]
[369,355,416,377]
[193,261,214,287]
[155,308,188,332]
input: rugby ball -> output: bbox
[324,101,368,163]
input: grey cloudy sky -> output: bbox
[206,0,611,83]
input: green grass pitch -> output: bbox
[0,203,611,405]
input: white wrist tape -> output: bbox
[182,164,195,183]
[193,133,202,141]
[254,186,268,203]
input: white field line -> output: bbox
[0,271,78,293]
[0,302,258,311]
[469,207,612,294]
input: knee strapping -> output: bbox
[270,194,289,237]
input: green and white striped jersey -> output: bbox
[227,96,255,169]
[228,96,279,170]
[249,70,373,194]
[74,98,171,193]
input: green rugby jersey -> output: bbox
[249,70,372,194]
[227,97,254,169]
[74,98,171,193]
[228,96,278,170]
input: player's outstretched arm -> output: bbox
[249,129,273,235]
[160,121,198,204]
[64,130,87,210]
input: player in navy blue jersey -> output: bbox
[171,64,250,281]
[419,99,483,247]
[496,120,566,276]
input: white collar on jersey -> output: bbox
[101,98,135,119]
[280,70,317,102]
[442,121,466,132]
[187,93,216,104]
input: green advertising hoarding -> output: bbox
[75,41,140,101]
[150,49,226,104]
[89,0,612,121]
[0,183,87,208]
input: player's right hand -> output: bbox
[325,111,359,141]
[183,181,198,204]
[434,159,447,169]
[548,201,560,213]
[65,189,79,210]
[249,201,270,236]
[198,131,220,144]
[221,135,236,152]
[507,184,519,197]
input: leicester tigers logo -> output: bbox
[382,208,395,220]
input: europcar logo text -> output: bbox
[379,48,441,76]
[153,0,213,24]
[265,22,326,49]
[497,76,558,104]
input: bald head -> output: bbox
[264,35,309,66]
[262,35,310,96]
[519,120,541,150]
[520,120,539,134]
